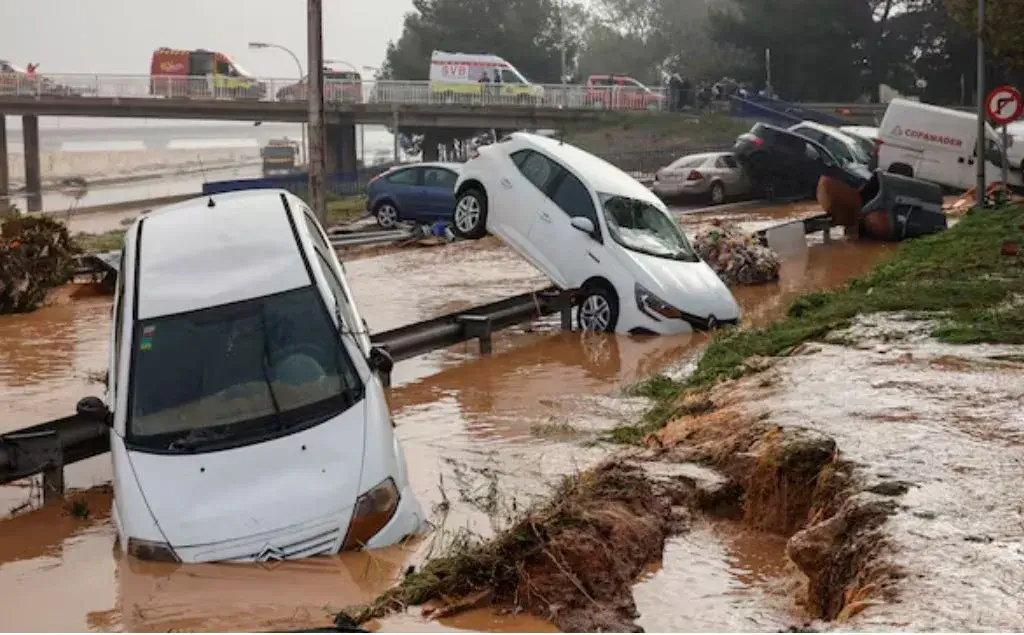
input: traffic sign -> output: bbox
[986,85,1023,125]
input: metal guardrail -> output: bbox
[0,285,572,496]
[0,74,669,111]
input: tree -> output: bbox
[379,0,575,83]
[946,0,1024,67]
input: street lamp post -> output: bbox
[975,0,986,209]
[249,40,307,165]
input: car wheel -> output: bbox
[374,202,399,229]
[709,181,726,205]
[452,188,488,239]
[577,283,619,333]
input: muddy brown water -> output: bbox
[0,203,895,631]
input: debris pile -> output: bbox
[692,220,781,285]
[0,216,78,314]
[944,182,1022,215]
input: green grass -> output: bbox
[72,229,125,253]
[607,204,1024,443]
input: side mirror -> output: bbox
[76,396,111,425]
[368,346,394,375]
[570,216,596,235]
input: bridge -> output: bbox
[0,74,663,210]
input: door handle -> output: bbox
[500,178,513,189]
[539,211,552,223]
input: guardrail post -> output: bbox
[458,315,493,355]
[43,461,65,504]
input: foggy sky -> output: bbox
[0,0,412,78]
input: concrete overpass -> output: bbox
[0,91,604,211]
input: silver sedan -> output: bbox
[652,152,751,205]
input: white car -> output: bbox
[788,121,874,169]
[74,189,424,563]
[450,132,740,335]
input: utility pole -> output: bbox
[307,0,327,224]
[975,0,986,209]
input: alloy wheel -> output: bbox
[376,204,398,228]
[579,294,612,331]
[454,195,481,233]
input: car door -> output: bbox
[715,154,748,193]
[383,167,425,220]
[526,159,604,289]
[421,166,459,219]
[500,149,574,286]
[495,149,561,262]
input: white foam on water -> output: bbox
[166,139,260,150]
[60,141,148,152]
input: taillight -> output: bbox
[750,136,765,147]
[469,150,480,160]
[687,170,704,181]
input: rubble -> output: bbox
[0,216,78,314]
[692,220,781,285]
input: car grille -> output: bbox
[245,527,342,562]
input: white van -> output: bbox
[451,133,740,335]
[75,189,424,563]
[429,50,544,102]
[877,98,1020,189]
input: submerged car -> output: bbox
[652,151,751,204]
[450,132,740,335]
[365,162,462,228]
[75,189,424,563]
[789,121,877,171]
[733,122,871,199]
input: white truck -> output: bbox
[877,98,1021,190]
[429,50,544,103]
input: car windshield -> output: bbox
[599,193,698,262]
[839,133,873,164]
[127,286,363,452]
[263,145,296,159]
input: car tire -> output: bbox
[452,188,488,239]
[709,181,726,205]
[577,283,619,333]
[374,201,400,229]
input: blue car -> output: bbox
[365,162,462,228]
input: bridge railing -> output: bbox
[0,73,669,111]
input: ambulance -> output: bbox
[150,48,266,100]
[428,51,544,103]
[877,98,1020,190]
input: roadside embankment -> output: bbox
[561,112,751,172]
[340,204,1024,631]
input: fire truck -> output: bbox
[149,48,266,100]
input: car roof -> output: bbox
[515,132,663,206]
[133,190,313,320]
[790,121,860,145]
[391,162,462,171]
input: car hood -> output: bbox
[125,401,368,548]
[617,247,740,323]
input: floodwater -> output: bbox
[0,203,897,632]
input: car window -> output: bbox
[804,143,822,161]
[313,250,349,309]
[550,169,600,231]
[721,155,739,169]
[423,167,458,189]
[386,168,419,186]
[112,249,127,389]
[793,126,826,144]
[668,155,706,170]
[501,69,520,84]
[514,150,558,191]
[821,135,855,164]
[590,77,613,87]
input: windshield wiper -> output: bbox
[259,309,284,426]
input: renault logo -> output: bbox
[256,544,285,568]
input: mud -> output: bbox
[652,313,1024,630]
[0,201,899,632]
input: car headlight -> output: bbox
[635,283,683,320]
[341,477,400,550]
[127,537,180,562]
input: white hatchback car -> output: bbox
[74,189,424,563]
[450,132,740,335]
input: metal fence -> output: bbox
[0,74,669,111]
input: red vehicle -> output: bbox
[585,74,664,110]
[149,47,266,100]
[276,68,362,104]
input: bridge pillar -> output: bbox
[0,115,8,203]
[421,131,443,162]
[22,115,42,212]
[325,123,357,193]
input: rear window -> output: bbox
[668,155,708,169]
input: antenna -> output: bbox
[197,154,216,208]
